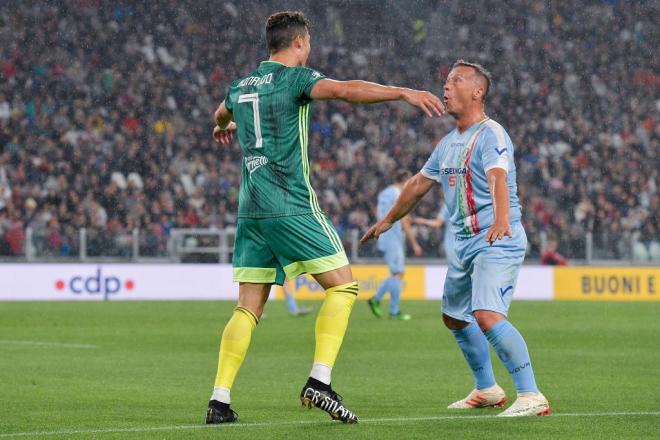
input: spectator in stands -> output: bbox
[633,220,660,263]
[540,238,568,266]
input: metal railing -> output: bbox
[168,228,236,263]
[2,226,657,265]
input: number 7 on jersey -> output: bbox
[238,93,263,149]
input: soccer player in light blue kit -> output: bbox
[367,170,422,321]
[361,60,550,417]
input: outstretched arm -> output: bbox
[310,79,445,118]
[360,173,436,244]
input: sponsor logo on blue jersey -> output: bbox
[441,167,467,175]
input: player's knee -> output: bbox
[442,313,470,330]
[236,295,267,319]
[237,283,270,318]
[473,310,505,332]
[313,265,353,290]
[237,303,264,319]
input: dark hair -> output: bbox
[395,169,412,184]
[266,11,310,54]
[452,59,492,100]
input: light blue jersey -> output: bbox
[438,204,455,262]
[439,204,450,221]
[376,185,403,251]
[439,204,450,240]
[421,118,521,239]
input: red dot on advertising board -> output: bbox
[55,280,65,290]
[125,280,135,290]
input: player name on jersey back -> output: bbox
[237,73,273,88]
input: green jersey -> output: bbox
[225,60,326,218]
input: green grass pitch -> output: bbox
[1,300,659,439]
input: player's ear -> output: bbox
[293,34,304,50]
[472,86,484,101]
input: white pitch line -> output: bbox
[0,340,97,349]
[0,411,658,438]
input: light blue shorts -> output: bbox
[379,241,405,275]
[442,221,527,322]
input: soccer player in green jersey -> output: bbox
[206,11,444,424]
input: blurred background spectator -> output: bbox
[540,238,568,266]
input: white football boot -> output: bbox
[497,392,551,417]
[447,384,507,409]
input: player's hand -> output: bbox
[402,89,445,118]
[485,220,512,245]
[213,122,236,145]
[360,221,393,245]
[412,242,423,257]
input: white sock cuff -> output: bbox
[310,362,332,385]
[211,386,231,404]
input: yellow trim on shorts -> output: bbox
[232,267,277,284]
[283,251,349,279]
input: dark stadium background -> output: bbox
[0,0,656,263]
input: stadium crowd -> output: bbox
[0,0,657,261]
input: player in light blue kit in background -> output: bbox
[412,204,455,262]
[362,60,550,417]
[367,170,422,321]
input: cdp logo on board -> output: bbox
[54,268,135,299]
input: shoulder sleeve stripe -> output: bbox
[420,169,441,182]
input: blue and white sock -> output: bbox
[450,322,496,389]
[388,277,403,315]
[485,320,539,394]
